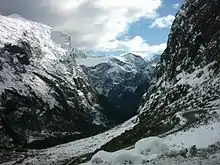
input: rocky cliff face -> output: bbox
[140,0,220,124]
[76,53,153,123]
[0,15,108,149]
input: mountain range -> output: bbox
[0,0,220,164]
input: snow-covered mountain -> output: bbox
[1,0,220,164]
[0,15,108,149]
[76,53,153,122]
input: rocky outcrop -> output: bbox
[0,15,108,149]
[77,53,153,123]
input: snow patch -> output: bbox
[164,121,220,150]
[176,62,215,87]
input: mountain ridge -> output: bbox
[76,53,153,122]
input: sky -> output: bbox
[0,0,183,58]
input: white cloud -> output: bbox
[1,0,163,54]
[48,0,162,51]
[98,36,166,57]
[150,15,175,28]
[173,3,180,9]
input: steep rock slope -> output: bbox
[76,53,153,122]
[96,0,220,151]
[140,0,220,125]
[0,15,107,149]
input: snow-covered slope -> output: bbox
[0,15,108,149]
[84,120,220,165]
[76,53,153,122]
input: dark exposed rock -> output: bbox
[4,42,31,65]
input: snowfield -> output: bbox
[83,120,220,165]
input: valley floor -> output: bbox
[1,111,220,165]
[0,116,138,165]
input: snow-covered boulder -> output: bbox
[135,136,169,156]
[88,136,177,165]
[91,151,114,165]
[87,125,220,165]
[112,150,142,165]
[90,149,143,165]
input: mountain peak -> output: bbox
[8,13,26,20]
[120,53,142,59]
[117,53,150,68]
